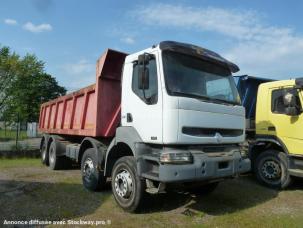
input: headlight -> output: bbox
[160,151,193,164]
[239,143,248,158]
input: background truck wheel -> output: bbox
[188,182,219,195]
[49,141,65,170]
[255,150,292,189]
[81,148,106,191]
[41,139,49,166]
[111,156,146,213]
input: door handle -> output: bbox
[268,126,276,131]
[127,113,133,123]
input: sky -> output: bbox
[1,0,303,91]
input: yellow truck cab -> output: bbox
[250,78,303,188]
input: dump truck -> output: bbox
[236,75,303,189]
[39,41,250,212]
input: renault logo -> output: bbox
[214,132,223,143]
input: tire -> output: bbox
[111,156,146,213]
[49,141,65,170]
[188,182,219,195]
[41,138,49,166]
[81,148,106,191]
[255,150,292,189]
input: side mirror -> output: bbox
[295,78,303,88]
[285,106,300,116]
[138,53,151,65]
[138,66,149,90]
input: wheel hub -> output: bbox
[83,158,94,180]
[262,160,281,179]
[114,170,133,199]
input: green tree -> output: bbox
[0,46,19,113]
[0,45,66,122]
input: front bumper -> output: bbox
[138,147,251,183]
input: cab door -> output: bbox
[268,87,303,155]
[121,51,163,144]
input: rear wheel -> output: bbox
[41,138,49,166]
[49,141,65,170]
[255,150,292,189]
[81,148,106,191]
[111,156,146,213]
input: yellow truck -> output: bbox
[236,76,303,189]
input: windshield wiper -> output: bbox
[170,91,211,101]
[209,97,240,105]
[171,91,239,105]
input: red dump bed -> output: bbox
[39,49,127,137]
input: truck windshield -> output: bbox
[162,51,241,105]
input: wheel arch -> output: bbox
[104,141,134,176]
[78,137,108,166]
[249,136,288,170]
[104,127,143,177]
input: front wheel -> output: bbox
[255,150,292,189]
[111,156,146,213]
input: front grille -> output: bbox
[188,144,238,153]
[182,127,243,137]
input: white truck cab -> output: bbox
[122,41,245,144]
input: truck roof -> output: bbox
[126,41,240,73]
[258,79,296,89]
[159,41,240,73]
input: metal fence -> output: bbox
[0,121,41,151]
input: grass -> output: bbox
[0,158,303,227]
[0,129,28,141]
[0,158,41,169]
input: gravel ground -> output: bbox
[0,158,303,228]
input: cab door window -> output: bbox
[271,88,301,114]
[132,58,158,105]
